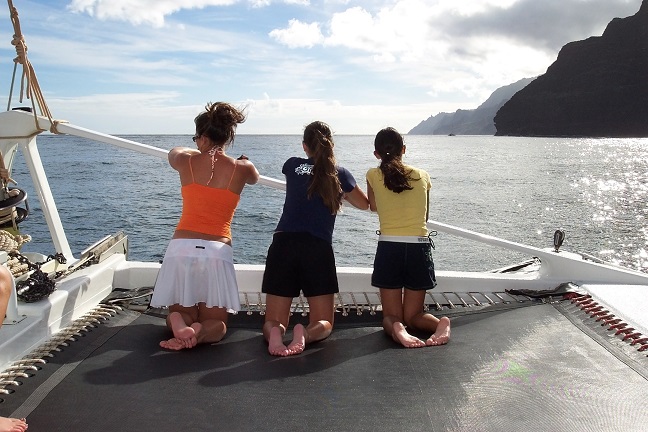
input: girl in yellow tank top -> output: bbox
[366,127,451,348]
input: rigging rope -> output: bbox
[6,0,64,134]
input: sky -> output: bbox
[0,0,643,135]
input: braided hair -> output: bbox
[374,127,415,193]
[194,102,246,147]
[303,121,343,214]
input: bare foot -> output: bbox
[160,337,192,350]
[286,323,306,355]
[268,326,290,356]
[426,316,451,346]
[392,322,426,348]
[160,322,202,350]
[0,416,28,432]
[169,312,196,339]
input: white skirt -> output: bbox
[150,239,240,313]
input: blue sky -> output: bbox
[0,0,643,134]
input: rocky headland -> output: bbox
[408,78,533,135]
[495,0,648,137]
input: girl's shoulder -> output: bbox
[406,165,429,178]
[168,146,198,170]
[282,156,312,175]
[335,165,358,185]
[336,164,352,175]
[283,156,309,167]
[366,167,381,178]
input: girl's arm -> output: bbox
[344,184,369,210]
[367,182,377,212]
[242,159,260,185]
[235,154,260,185]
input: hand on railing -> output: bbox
[0,168,16,185]
[0,150,16,186]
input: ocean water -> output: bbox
[8,134,648,273]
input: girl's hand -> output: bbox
[0,168,16,185]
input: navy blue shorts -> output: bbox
[262,232,340,298]
[371,241,437,290]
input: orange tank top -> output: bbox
[176,157,240,239]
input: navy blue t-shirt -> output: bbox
[275,157,357,244]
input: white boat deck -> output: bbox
[3,249,648,373]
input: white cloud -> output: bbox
[373,52,396,64]
[273,2,439,64]
[325,6,377,49]
[67,0,312,26]
[249,0,271,6]
[67,0,238,27]
[250,0,311,7]
[269,19,324,48]
[267,0,627,107]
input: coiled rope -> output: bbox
[6,0,65,134]
[0,231,31,277]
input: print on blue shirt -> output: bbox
[295,163,313,175]
[275,157,357,244]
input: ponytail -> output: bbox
[303,121,342,214]
[374,127,415,193]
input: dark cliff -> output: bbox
[494,0,648,137]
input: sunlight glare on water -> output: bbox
[573,138,648,269]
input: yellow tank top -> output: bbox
[366,165,431,236]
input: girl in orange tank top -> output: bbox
[175,155,240,239]
[149,101,259,351]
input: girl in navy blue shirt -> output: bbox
[261,121,369,356]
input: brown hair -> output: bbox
[374,127,415,193]
[194,102,246,147]
[303,121,342,214]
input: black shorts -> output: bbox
[262,232,340,298]
[371,241,437,290]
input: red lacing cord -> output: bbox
[565,293,648,353]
